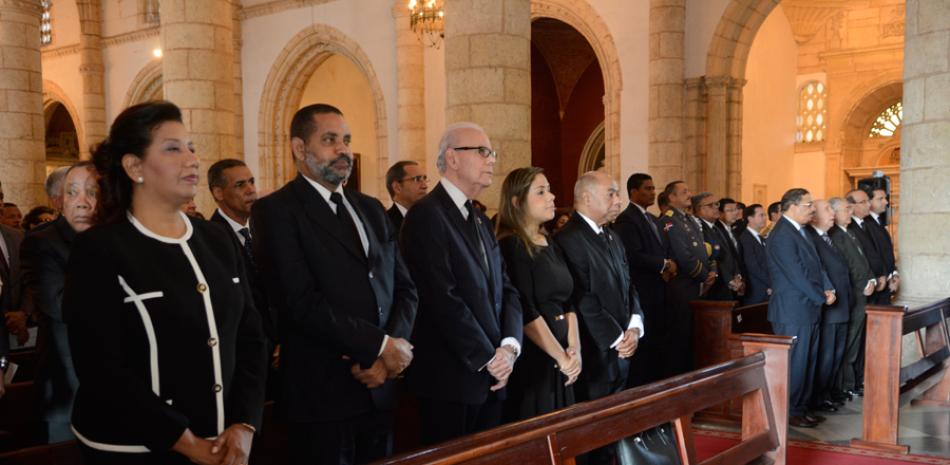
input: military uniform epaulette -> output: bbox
[664,210,674,217]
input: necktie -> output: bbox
[464,201,489,269]
[644,210,662,243]
[821,233,833,247]
[330,192,364,256]
[237,227,256,271]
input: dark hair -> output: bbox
[767,201,781,217]
[663,180,685,197]
[207,158,247,191]
[780,188,810,212]
[690,192,712,212]
[496,167,546,257]
[657,191,670,208]
[93,101,183,224]
[290,103,343,143]
[718,197,737,212]
[846,188,873,204]
[21,206,55,231]
[385,160,419,198]
[626,173,652,195]
[743,203,763,219]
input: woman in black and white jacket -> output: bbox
[63,101,267,465]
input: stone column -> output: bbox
[159,0,235,213]
[898,0,950,304]
[76,0,106,158]
[703,76,743,197]
[0,0,45,207]
[648,0,686,191]
[393,3,427,166]
[444,0,530,211]
[231,2,244,158]
[683,77,706,191]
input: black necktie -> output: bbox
[821,233,833,247]
[644,210,661,243]
[237,227,256,271]
[330,192,364,255]
[464,201,489,269]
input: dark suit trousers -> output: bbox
[418,395,502,446]
[771,322,819,417]
[289,410,393,465]
[838,302,867,391]
[664,277,699,378]
[812,322,847,406]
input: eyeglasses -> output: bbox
[700,201,720,209]
[452,146,498,159]
[401,175,428,183]
[797,202,814,208]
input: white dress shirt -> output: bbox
[215,208,250,245]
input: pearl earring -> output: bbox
[136,177,144,184]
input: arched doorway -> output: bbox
[125,60,164,107]
[43,101,80,173]
[258,24,388,196]
[530,17,605,206]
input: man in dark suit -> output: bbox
[384,161,428,232]
[828,197,877,402]
[20,162,96,442]
[659,181,715,376]
[806,199,852,414]
[0,180,24,399]
[738,204,770,305]
[612,172,673,387]
[557,171,644,465]
[846,189,887,307]
[252,104,418,465]
[694,192,744,301]
[867,188,899,303]
[400,122,522,446]
[717,197,746,286]
[766,188,836,428]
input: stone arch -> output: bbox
[124,60,163,107]
[42,80,85,158]
[705,0,780,80]
[257,24,388,192]
[531,0,623,179]
[839,81,903,187]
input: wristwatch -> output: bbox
[0,356,8,371]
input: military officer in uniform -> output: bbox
[659,181,716,377]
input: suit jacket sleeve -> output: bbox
[63,233,189,451]
[376,199,417,341]
[401,208,496,372]
[556,233,624,352]
[20,234,66,323]
[766,231,826,307]
[665,218,710,283]
[226,236,268,431]
[252,198,385,367]
[831,233,875,287]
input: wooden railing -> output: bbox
[379,335,793,465]
[852,298,950,454]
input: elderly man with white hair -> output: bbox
[400,122,523,445]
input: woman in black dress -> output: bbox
[497,167,581,421]
[63,101,267,465]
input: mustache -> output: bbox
[331,153,352,167]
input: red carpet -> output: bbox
[694,431,950,465]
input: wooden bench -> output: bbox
[378,335,794,465]
[851,298,950,454]
[691,301,771,422]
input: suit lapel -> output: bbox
[434,185,490,279]
[345,190,380,264]
[291,176,367,263]
[573,214,624,286]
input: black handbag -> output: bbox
[615,423,683,465]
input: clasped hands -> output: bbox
[173,424,254,465]
[616,328,640,359]
[4,311,29,345]
[556,346,582,386]
[349,336,413,389]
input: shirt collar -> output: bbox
[852,215,865,227]
[837,224,850,234]
[869,211,881,224]
[215,208,248,233]
[576,211,603,235]
[302,174,344,205]
[701,218,716,229]
[632,203,647,215]
[394,202,409,216]
[812,225,828,236]
[747,227,762,240]
[440,178,470,219]
[783,214,803,231]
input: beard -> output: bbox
[305,150,352,186]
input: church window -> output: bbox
[869,101,902,138]
[796,81,827,144]
[41,0,52,46]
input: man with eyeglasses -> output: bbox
[692,193,744,301]
[384,161,428,231]
[766,188,836,428]
[400,122,523,445]
[846,189,888,308]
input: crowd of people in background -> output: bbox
[0,99,899,465]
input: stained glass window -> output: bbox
[869,102,902,138]
[40,0,52,46]
[796,81,827,144]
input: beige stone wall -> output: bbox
[444,0,531,211]
[393,3,426,168]
[76,0,106,159]
[648,0,686,194]
[899,0,950,304]
[0,0,47,208]
[160,0,236,213]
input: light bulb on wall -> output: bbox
[152,48,163,58]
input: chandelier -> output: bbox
[408,0,444,48]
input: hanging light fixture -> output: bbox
[408,0,444,48]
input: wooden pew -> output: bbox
[0,441,80,465]
[378,336,793,465]
[0,381,43,452]
[851,298,950,454]
[691,301,771,422]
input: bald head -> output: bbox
[573,171,621,226]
